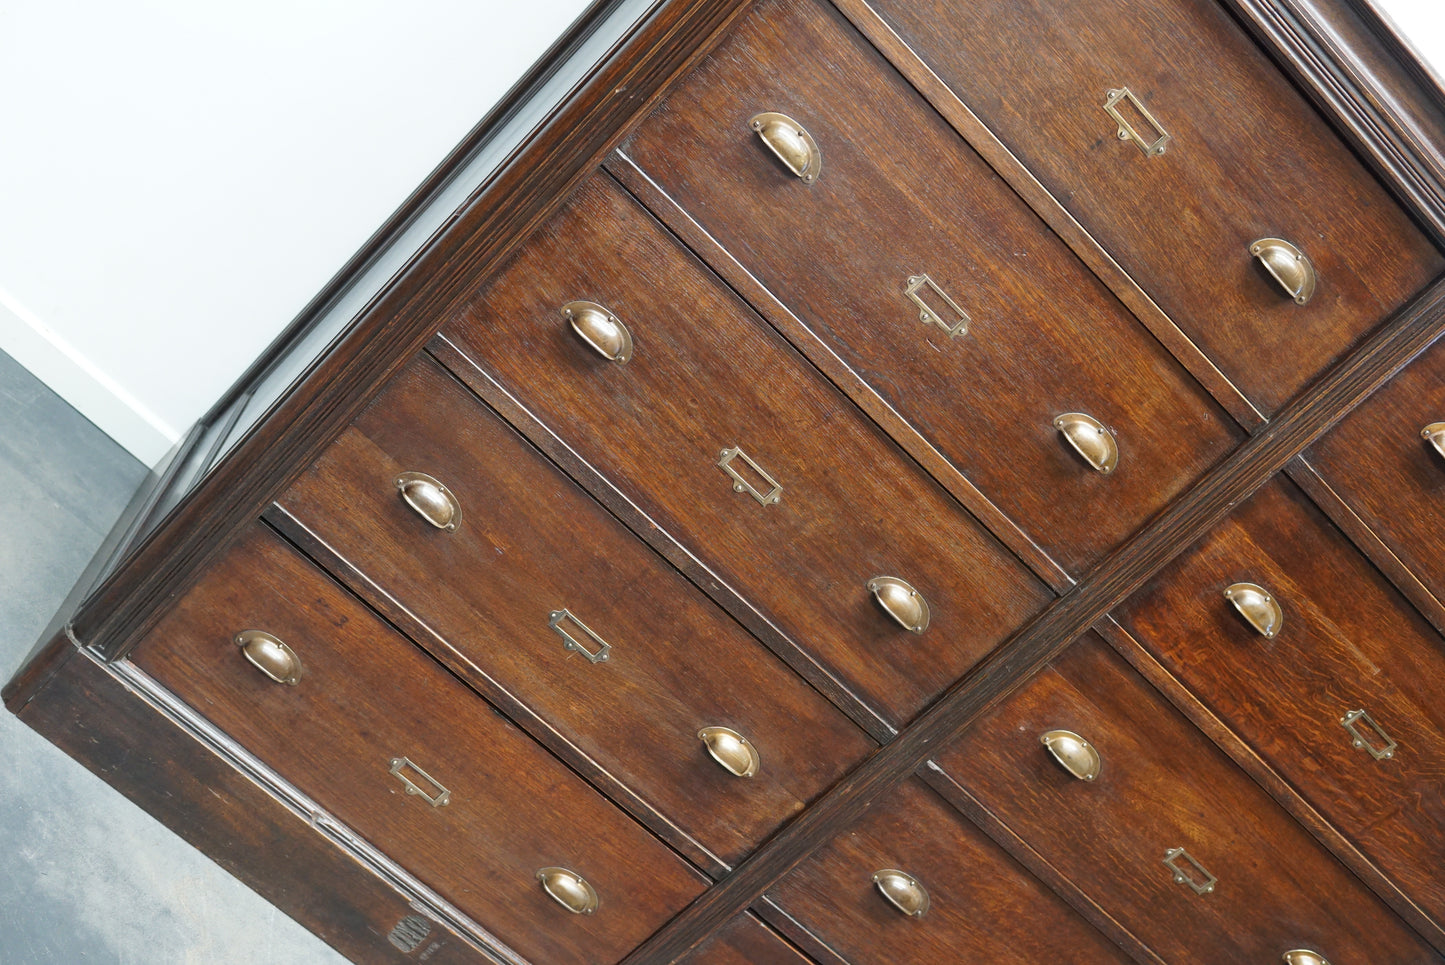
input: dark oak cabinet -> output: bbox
[11,0,1445,962]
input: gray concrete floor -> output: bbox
[0,349,345,963]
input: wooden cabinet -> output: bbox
[936,632,1438,962]
[9,0,1445,962]
[867,0,1444,415]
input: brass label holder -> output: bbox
[388,757,451,807]
[718,446,783,507]
[549,608,612,664]
[1103,87,1171,157]
[904,274,970,338]
[1163,847,1216,895]
[1340,708,1397,760]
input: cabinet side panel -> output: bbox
[13,651,496,965]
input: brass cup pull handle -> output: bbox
[698,726,761,778]
[749,111,821,183]
[1283,951,1331,965]
[867,576,930,634]
[536,867,599,915]
[872,869,930,918]
[1250,238,1316,305]
[1053,412,1119,474]
[562,300,632,363]
[1041,730,1102,781]
[395,471,461,532]
[1421,422,1445,459]
[234,630,302,685]
[1224,582,1283,638]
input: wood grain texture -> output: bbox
[1285,456,1445,635]
[620,236,1445,965]
[605,151,1074,594]
[935,631,1439,962]
[1095,612,1445,950]
[14,4,1445,965]
[827,0,1266,433]
[439,172,1053,726]
[866,0,1443,415]
[746,899,852,965]
[916,763,1164,965]
[427,332,898,743]
[13,649,502,965]
[678,913,814,965]
[619,0,1244,575]
[765,778,1131,964]
[1223,0,1445,245]
[273,354,875,868]
[1113,479,1445,935]
[1306,330,1445,622]
[129,524,707,965]
[71,0,753,662]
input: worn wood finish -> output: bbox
[765,778,1131,964]
[620,248,1445,965]
[1223,0,1445,245]
[867,0,1443,415]
[936,631,1438,962]
[11,649,499,965]
[273,354,874,867]
[679,913,813,964]
[1307,330,1445,618]
[916,763,1163,965]
[746,899,852,965]
[14,1,1445,963]
[1094,611,1445,949]
[440,172,1053,726]
[426,333,897,743]
[129,525,707,965]
[619,0,1243,576]
[186,0,645,439]
[605,153,1074,594]
[1113,479,1445,934]
[72,0,752,662]
[826,0,1266,433]
[1285,456,1445,635]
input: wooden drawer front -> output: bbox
[618,0,1241,575]
[766,778,1129,964]
[1308,332,1445,610]
[868,0,1443,415]
[276,354,875,866]
[1113,480,1445,926]
[936,633,1437,962]
[680,914,814,965]
[440,172,1052,726]
[130,525,705,965]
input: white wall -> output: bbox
[5,1,1445,467]
[1372,0,1445,84]
[0,0,593,466]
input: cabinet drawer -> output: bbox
[1308,331,1445,610]
[681,913,813,965]
[869,0,1442,414]
[276,353,874,866]
[619,0,1241,574]
[936,632,1436,962]
[1113,480,1445,927]
[130,524,705,965]
[765,778,1129,963]
[440,172,1052,725]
